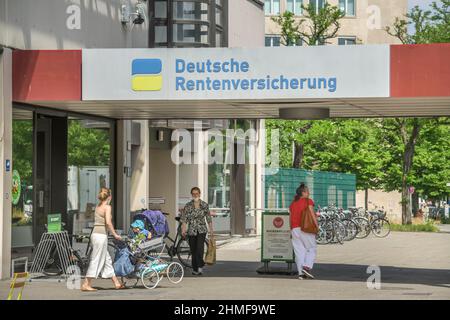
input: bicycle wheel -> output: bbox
[166,262,184,284]
[333,220,346,244]
[342,219,358,241]
[324,220,334,244]
[316,221,329,245]
[176,238,192,268]
[353,217,371,239]
[140,267,160,289]
[371,218,391,238]
[71,250,85,275]
[42,240,63,276]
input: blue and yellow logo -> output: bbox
[131,59,162,91]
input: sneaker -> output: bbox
[192,270,199,275]
[302,268,315,279]
[298,274,307,280]
[198,267,203,275]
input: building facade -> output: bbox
[264,0,408,46]
[0,0,266,279]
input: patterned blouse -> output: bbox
[181,200,212,236]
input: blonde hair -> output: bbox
[98,188,111,203]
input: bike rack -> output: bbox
[28,231,76,281]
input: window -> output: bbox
[338,37,356,45]
[339,0,355,16]
[173,1,209,21]
[155,1,167,18]
[290,38,303,46]
[265,35,281,47]
[173,23,209,44]
[265,0,280,15]
[309,0,325,13]
[287,0,302,15]
[150,0,226,48]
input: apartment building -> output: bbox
[264,0,408,46]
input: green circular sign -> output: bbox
[11,170,21,205]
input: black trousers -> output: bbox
[188,232,206,272]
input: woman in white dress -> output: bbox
[81,188,124,291]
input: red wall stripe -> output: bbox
[13,50,81,101]
[391,43,450,98]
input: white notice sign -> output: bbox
[262,212,294,262]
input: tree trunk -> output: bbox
[399,118,421,225]
[292,142,304,169]
[412,192,419,217]
[401,174,411,225]
[365,188,369,210]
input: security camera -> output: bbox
[133,1,147,24]
[133,12,145,25]
[120,1,147,26]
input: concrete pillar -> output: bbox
[255,119,265,235]
[116,120,132,230]
[130,120,150,212]
[195,129,207,200]
[230,141,246,235]
[0,48,12,279]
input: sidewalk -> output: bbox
[1,232,449,300]
[437,224,450,233]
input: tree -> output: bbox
[266,119,385,209]
[411,119,450,203]
[270,2,344,167]
[272,2,345,46]
[386,1,450,44]
[12,121,33,184]
[271,11,301,46]
[298,2,345,45]
[68,120,110,167]
[378,119,421,224]
[384,0,450,224]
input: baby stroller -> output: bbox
[131,210,169,237]
[129,209,170,257]
[113,236,184,289]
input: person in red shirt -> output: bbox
[289,183,318,280]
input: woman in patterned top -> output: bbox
[181,187,214,275]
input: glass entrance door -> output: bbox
[34,116,52,244]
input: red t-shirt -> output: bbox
[289,197,315,230]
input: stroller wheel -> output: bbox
[167,262,184,284]
[140,267,160,289]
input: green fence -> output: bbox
[264,168,356,210]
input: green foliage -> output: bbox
[271,11,301,46]
[68,120,110,167]
[378,118,450,201]
[12,119,110,176]
[271,2,345,46]
[410,119,450,200]
[12,121,33,183]
[299,2,345,45]
[266,117,450,202]
[386,0,450,44]
[390,222,439,232]
[266,119,385,191]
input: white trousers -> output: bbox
[85,233,115,279]
[291,227,317,274]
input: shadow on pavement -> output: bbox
[202,260,450,288]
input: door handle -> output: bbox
[39,191,44,208]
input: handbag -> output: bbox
[205,236,216,265]
[300,200,319,234]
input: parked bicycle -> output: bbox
[38,223,87,276]
[316,205,390,245]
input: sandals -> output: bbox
[81,286,98,292]
[115,283,126,290]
